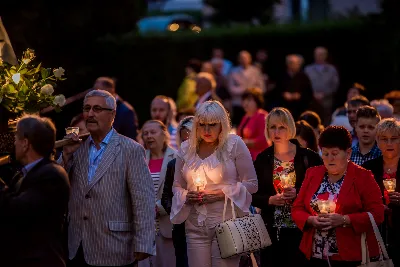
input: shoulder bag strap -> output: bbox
[222,195,237,222]
[367,212,389,260]
[361,232,370,264]
[362,212,390,264]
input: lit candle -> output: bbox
[280,174,294,188]
[320,202,328,214]
[383,178,396,193]
[317,199,336,214]
[193,172,205,192]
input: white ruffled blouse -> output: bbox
[170,134,258,227]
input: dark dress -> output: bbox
[161,158,189,267]
[362,156,400,265]
[252,139,322,267]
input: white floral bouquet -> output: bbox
[0,48,66,114]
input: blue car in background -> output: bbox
[137,14,201,34]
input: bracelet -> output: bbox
[342,215,347,227]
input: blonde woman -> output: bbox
[171,101,258,267]
[140,120,176,267]
[252,107,322,267]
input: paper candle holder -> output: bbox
[383,178,396,193]
[316,199,336,214]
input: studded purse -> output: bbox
[215,196,272,259]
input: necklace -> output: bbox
[384,166,397,174]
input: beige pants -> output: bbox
[185,218,240,267]
[138,234,176,267]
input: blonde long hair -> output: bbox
[187,101,231,159]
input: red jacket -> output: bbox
[292,162,384,261]
[237,109,269,161]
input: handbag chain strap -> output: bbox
[222,195,236,222]
[361,212,390,264]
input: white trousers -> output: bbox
[185,218,240,267]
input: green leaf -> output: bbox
[22,77,32,88]
[41,68,49,79]
[19,68,28,75]
[9,69,16,75]
[25,69,36,76]
[35,63,42,74]
[7,84,17,93]
[20,84,29,94]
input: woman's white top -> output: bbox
[171,134,258,227]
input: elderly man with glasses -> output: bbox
[58,90,155,267]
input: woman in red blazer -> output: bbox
[292,126,384,267]
[237,88,269,160]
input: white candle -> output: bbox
[193,172,205,192]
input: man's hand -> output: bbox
[62,133,82,165]
[134,252,151,261]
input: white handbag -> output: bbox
[215,196,272,259]
[357,212,394,267]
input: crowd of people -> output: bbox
[0,46,399,267]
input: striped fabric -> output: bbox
[149,158,163,233]
[59,130,156,266]
[152,173,160,195]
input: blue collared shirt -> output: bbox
[87,128,114,183]
[22,158,43,177]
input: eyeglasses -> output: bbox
[83,105,114,113]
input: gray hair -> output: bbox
[376,118,400,138]
[17,114,56,157]
[84,90,116,110]
[371,99,394,119]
